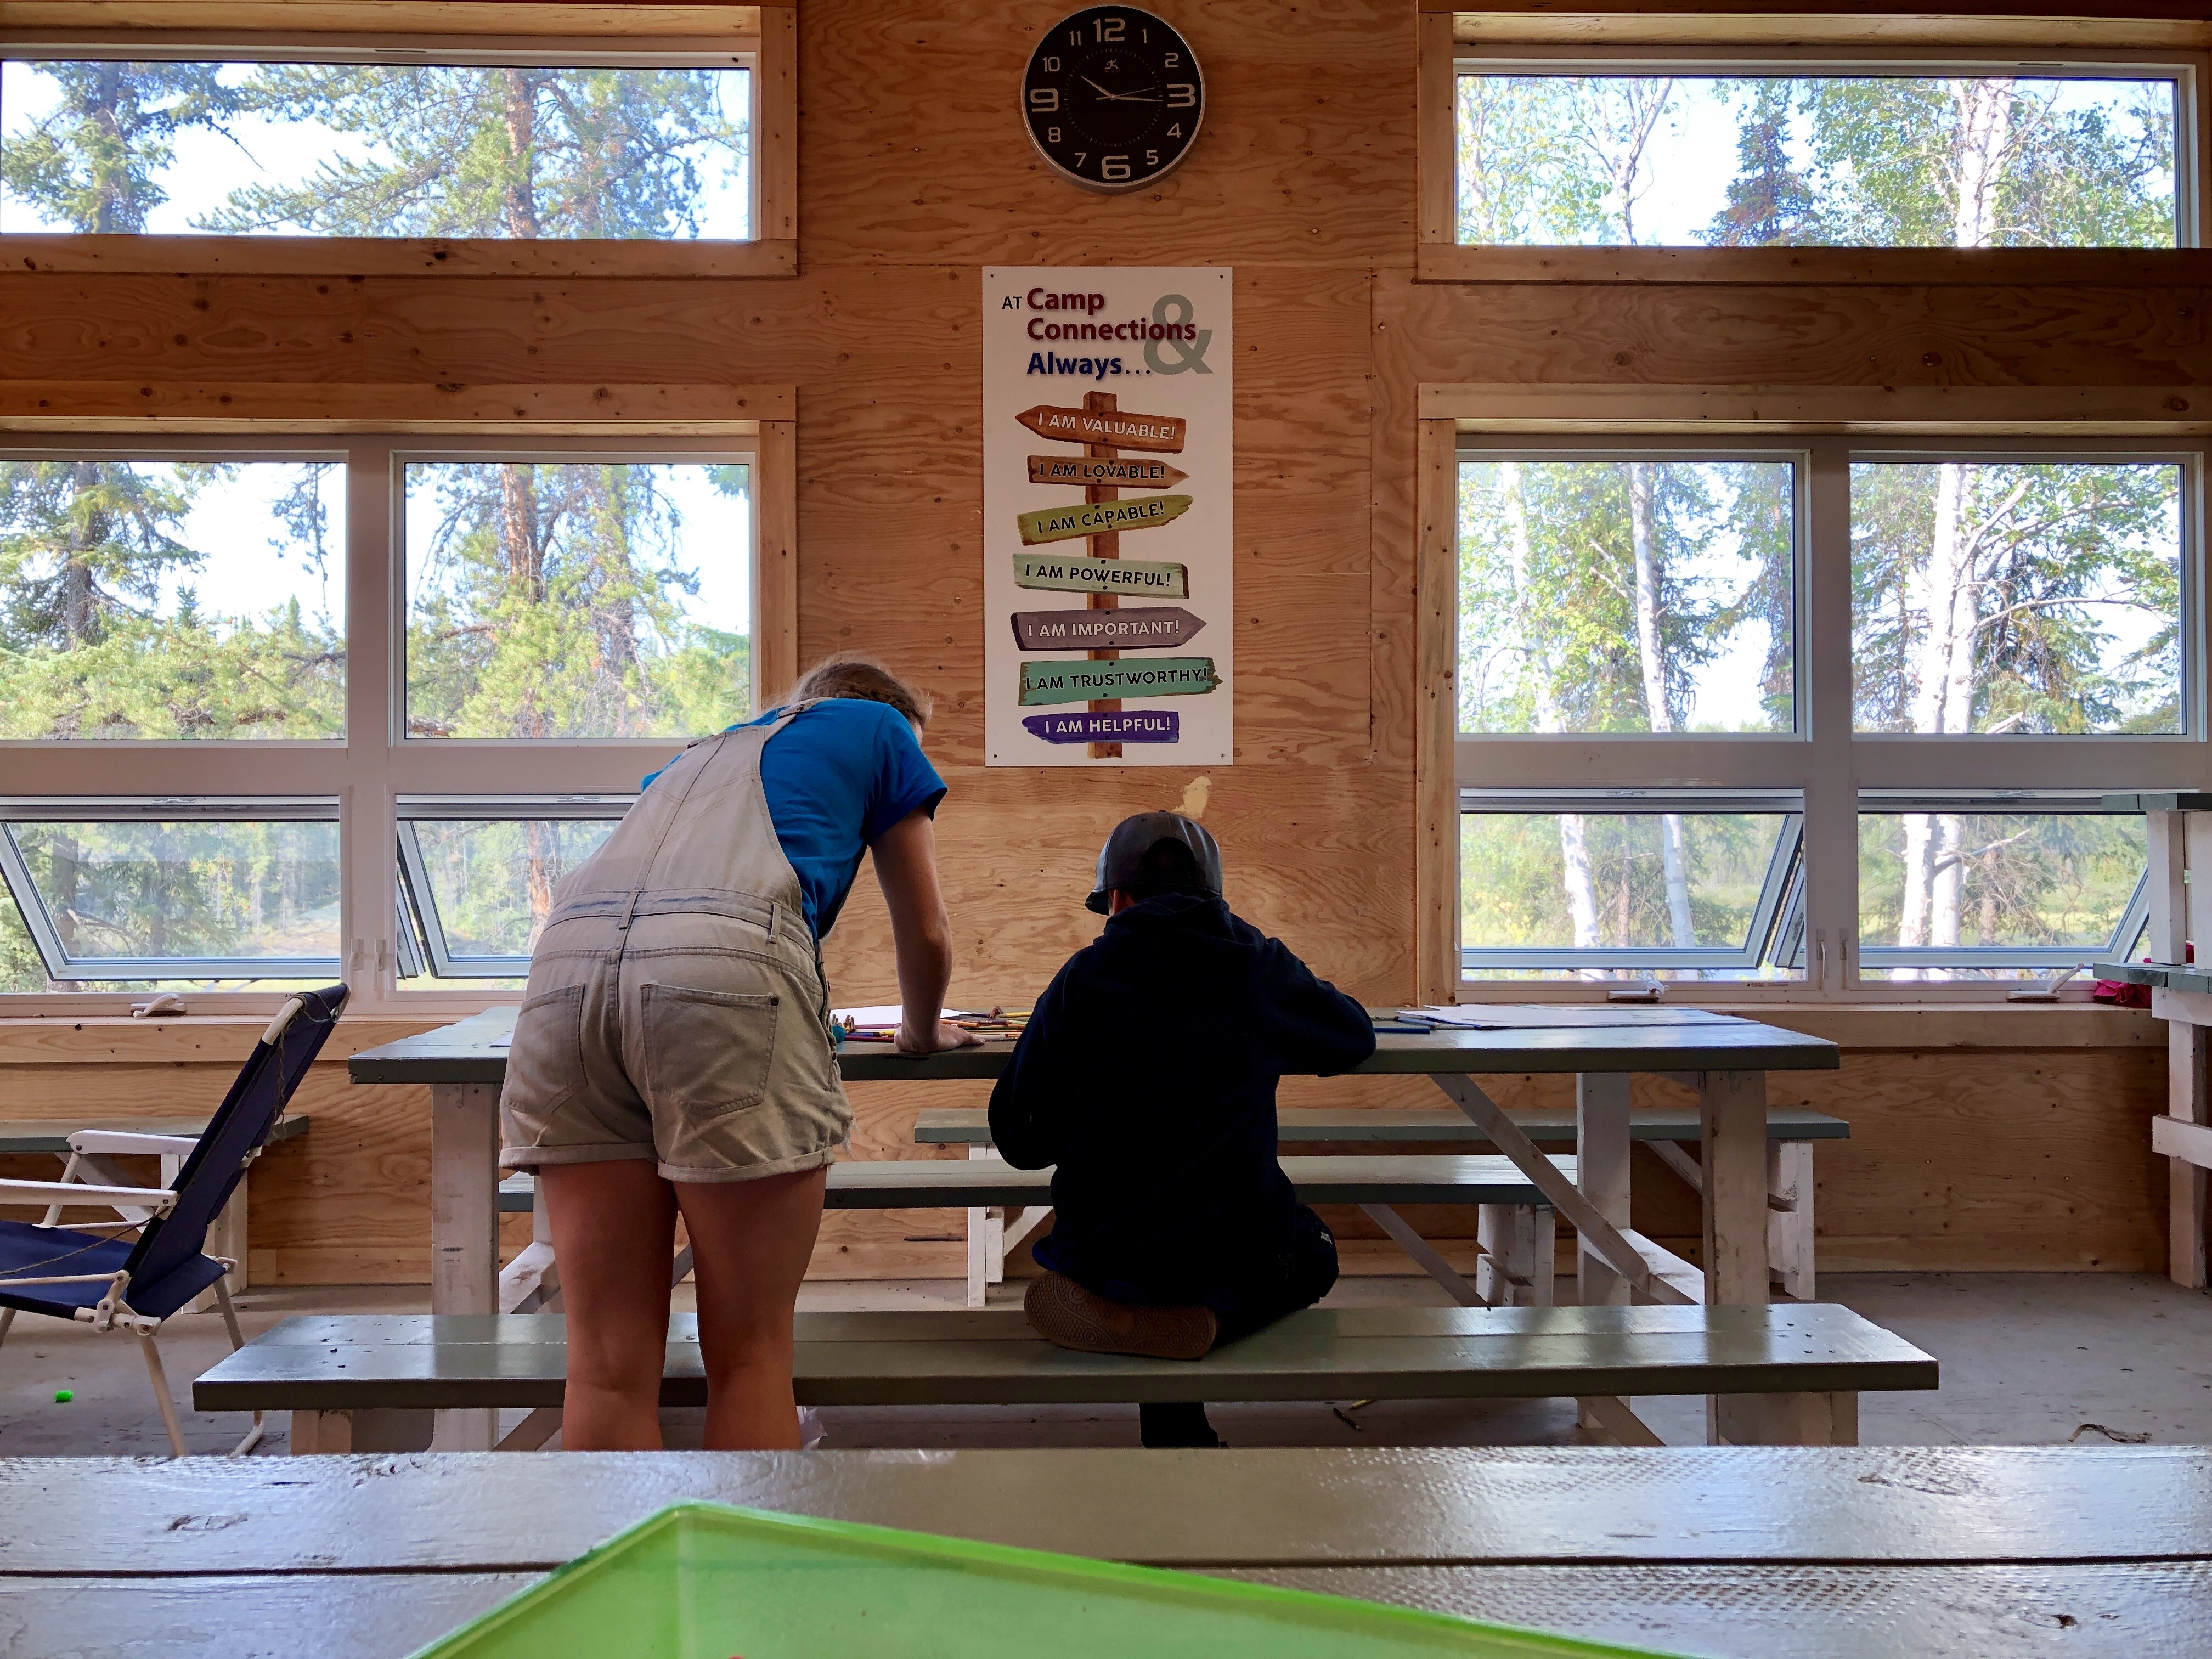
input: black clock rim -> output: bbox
[1021,5,1206,196]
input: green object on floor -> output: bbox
[409,1501,1680,1659]
[52,1390,70,1403]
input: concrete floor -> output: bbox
[2,1272,2209,1456]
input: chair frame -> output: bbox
[0,991,335,1455]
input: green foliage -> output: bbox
[1850,462,2181,735]
[1458,460,1791,735]
[0,820,340,986]
[1460,813,1784,967]
[3,59,746,240]
[0,61,240,231]
[197,64,744,239]
[1457,73,2175,250]
[405,462,750,741]
[0,460,344,740]
[409,819,618,959]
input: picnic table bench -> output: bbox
[2,1446,2197,1658]
[198,1302,1928,1455]
[495,1152,1582,1315]
[918,1103,1847,1306]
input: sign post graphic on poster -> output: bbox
[983,267,1231,765]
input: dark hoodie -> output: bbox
[986,893,1377,1311]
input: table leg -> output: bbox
[430,1081,499,1452]
[1767,1141,1816,1300]
[1704,1069,1812,1446]
[965,1146,998,1310]
[2170,1022,2210,1290]
[1575,1073,1632,1308]
[1700,1070,1769,1307]
[1475,1206,1552,1307]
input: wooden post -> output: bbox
[2171,1022,2210,1290]
[1575,1073,1633,1307]
[1084,390,1123,758]
[430,1082,499,1452]
[1767,1141,1816,1300]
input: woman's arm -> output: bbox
[871,807,981,1055]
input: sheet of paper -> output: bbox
[1404,1005,1737,1029]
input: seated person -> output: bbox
[987,811,1377,1448]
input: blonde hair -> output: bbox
[786,653,934,729]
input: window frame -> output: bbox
[0,404,795,1015]
[1418,390,2211,1005]
[0,4,797,278]
[1416,10,2212,284]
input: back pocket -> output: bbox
[505,984,587,1115]
[640,983,780,1118]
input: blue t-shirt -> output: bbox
[642,699,946,940]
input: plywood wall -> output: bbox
[0,0,2192,1282]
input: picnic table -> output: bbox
[351,1004,1839,1448]
[3,1447,2202,1657]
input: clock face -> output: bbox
[1022,7,1204,193]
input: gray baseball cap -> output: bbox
[1085,811,1224,915]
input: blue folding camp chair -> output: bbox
[0,985,346,1455]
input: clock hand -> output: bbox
[1079,75,1118,98]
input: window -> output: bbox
[1458,456,1795,735]
[1455,61,2187,249]
[0,455,344,740]
[397,799,625,982]
[1857,793,2149,979]
[0,801,340,989]
[1449,435,2196,995]
[1460,792,1802,980]
[403,459,751,741]
[1850,459,2183,735]
[0,425,786,1011]
[1,53,750,240]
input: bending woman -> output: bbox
[498,656,977,1449]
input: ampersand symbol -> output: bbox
[1144,293,1212,375]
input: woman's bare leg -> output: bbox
[538,1158,679,1450]
[674,1166,828,1451]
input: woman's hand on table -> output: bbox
[896,1018,984,1054]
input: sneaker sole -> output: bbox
[1025,1274,1217,1361]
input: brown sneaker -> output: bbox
[1025,1273,1218,1361]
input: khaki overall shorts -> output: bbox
[498,706,852,1184]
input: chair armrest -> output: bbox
[67,1130,200,1156]
[0,1177,176,1215]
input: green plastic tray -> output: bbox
[410,1500,1681,1659]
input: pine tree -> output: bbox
[0,60,240,231]
[1706,82,1819,246]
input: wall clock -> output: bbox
[1022,7,1205,193]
